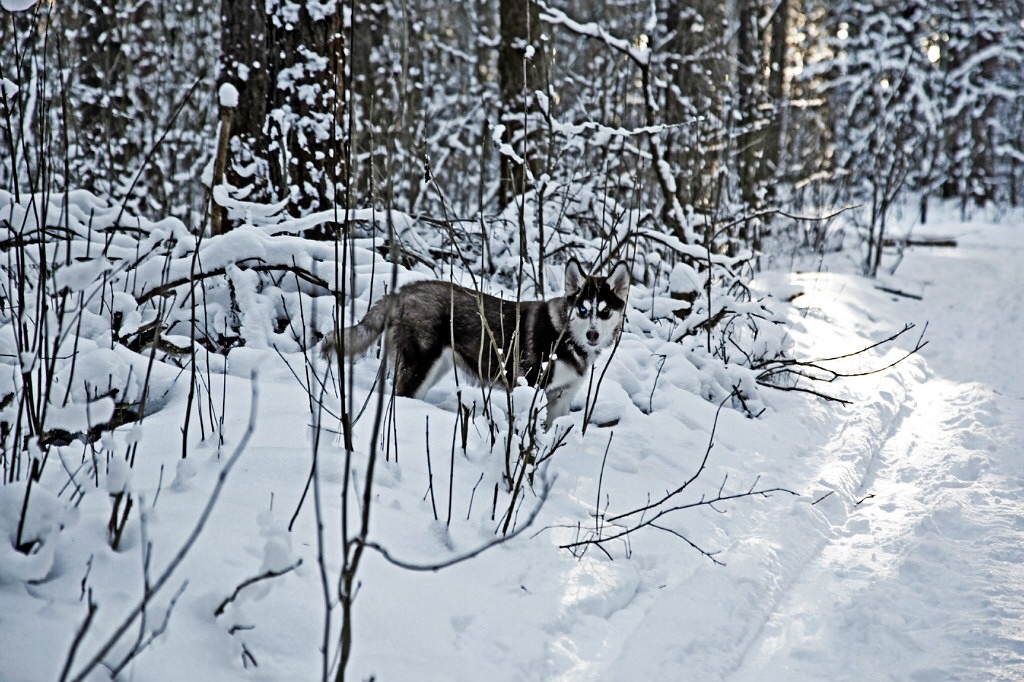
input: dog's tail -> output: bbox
[320,294,394,360]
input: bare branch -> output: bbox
[560,389,797,563]
[606,390,735,525]
[213,559,304,618]
[362,476,552,573]
[560,484,797,558]
[58,591,97,682]
[756,322,929,400]
[648,523,724,566]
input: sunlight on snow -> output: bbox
[549,560,641,679]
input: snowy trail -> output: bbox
[732,222,1024,680]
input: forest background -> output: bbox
[4,0,1022,269]
[1,2,1023,681]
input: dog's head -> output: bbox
[564,258,630,353]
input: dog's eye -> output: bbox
[577,304,591,318]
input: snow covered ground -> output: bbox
[1,203,1021,681]
[732,216,1024,681]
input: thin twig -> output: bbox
[594,432,613,537]
[811,490,835,506]
[606,390,734,525]
[560,485,797,556]
[364,475,553,573]
[561,388,798,562]
[58,590,97,682]
[213,559,304,617]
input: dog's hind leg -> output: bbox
[392,336,450,399]
[393,357,429,398]
[409,350,453,400]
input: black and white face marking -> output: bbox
[571,290,623,348]
[575,298,616,322]
[563,259,630,351]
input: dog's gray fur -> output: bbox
[322,259,630,424]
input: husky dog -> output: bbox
[321,259,630,424]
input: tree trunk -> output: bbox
[266,3,346,217]
[219,0,268,144]
[734,0,761,243]
[762,0,789,186]
[498,0,546,207]
[216,0,268,232]
[73,1,143,196]
[350,1,387,205]
[218,0,346,226]
[661,0,727,224]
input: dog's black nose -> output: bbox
[586,329,599,344]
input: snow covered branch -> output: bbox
[754,322,929,402]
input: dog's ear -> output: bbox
[564,258,585,295]
[606,261,630,300]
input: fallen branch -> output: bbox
[883,236,957,248]
[136,259,336,306]
[875,285,923,300]
[561,482,797,565]
[755,322,928,397]
[213,559,304,617]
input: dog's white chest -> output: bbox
[543,356,588,422]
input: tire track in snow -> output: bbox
[579,361,917,681]
[720,366,917,678]
[732,222,1024,681]
[547,220,1024,681]
[733,375,1024,681]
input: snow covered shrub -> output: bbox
[0,190,195,552]
[604,228,791,418]
[0,188,336,552]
